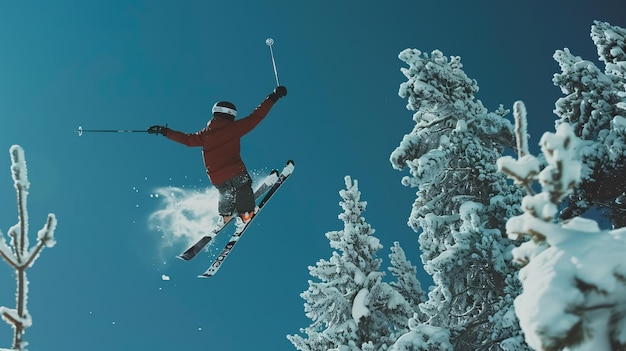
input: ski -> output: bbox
[176,169,280,261]
[199,160,294,278]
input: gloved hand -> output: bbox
[147,125,168,136]
[268,86,287,102]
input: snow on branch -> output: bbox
[497,101,540,195]
[504,122,582,237]
[513,101,529,158]
[498,103,626,351]
[1,145,57,351]
[498,102,582,243]
[389,314,452,351]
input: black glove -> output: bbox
[147,125,168,136]
[268,86,287,102]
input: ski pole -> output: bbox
[75,126,148,137]
[265,38,280,86]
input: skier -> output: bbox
[147,85,287,227]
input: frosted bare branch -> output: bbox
[1,145,57,351]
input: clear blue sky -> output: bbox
[0,1,624,350]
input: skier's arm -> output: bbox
[233,86,287,136]
[232,98,275,135]
[166,129,205,147]
[148,125,203,146]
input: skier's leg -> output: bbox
[237,186,255,222]
[232,171,255,221]
[215,180,236,223]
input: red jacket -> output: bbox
[166,98,275,185]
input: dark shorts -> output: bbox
[214,171,255,216]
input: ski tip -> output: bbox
[177,254,191,261]
[265,169,280,185]
[282,160,295,176]
[198,273,213,279]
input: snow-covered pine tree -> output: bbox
[389,49,528,350]
[388,242,426,322]
[0,145,57,351]
[553,20,626,228]
[288,176,413,351]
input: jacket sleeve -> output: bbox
[166,129,205,147]
[232,97,275,136]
